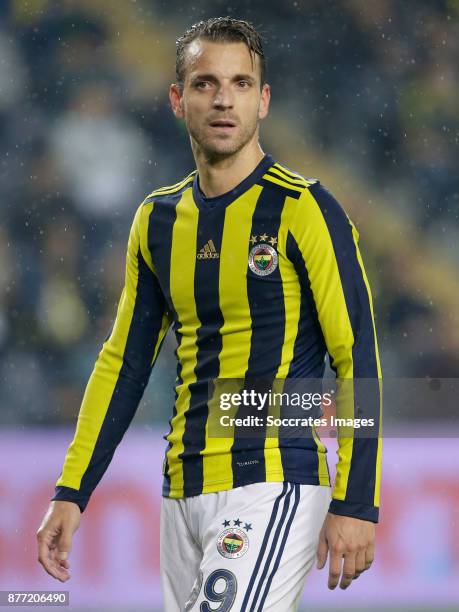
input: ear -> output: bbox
[169,83,184,119]
[258,83,271,120]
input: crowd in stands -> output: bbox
[0,0,457,424]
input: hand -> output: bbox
[316,512,375,590]
[36,501,81,582]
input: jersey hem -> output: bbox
[163,470,331,499]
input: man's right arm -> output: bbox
[52,200,171,511]
[37,200,171,580]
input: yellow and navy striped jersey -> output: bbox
[52,153,382,523]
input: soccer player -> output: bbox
[37,17,382,611]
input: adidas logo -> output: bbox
[197,239,219,259]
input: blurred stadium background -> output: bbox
[0,0,458,610]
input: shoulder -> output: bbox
[261,160,319,198]
[142,169,197,203]
[271,163,354,235]
[298,180,352,232]
[270,162,349,222]
[268,161,344,210]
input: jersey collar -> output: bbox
[192,153,275,211]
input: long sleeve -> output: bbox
[52,202,171,512]
[289,182,382,523]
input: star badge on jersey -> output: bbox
[248,234,279,277]
[217,518,253,559]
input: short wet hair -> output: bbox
[175,17,266,90]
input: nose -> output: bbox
[212,82,234,110]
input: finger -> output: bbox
[353,549,366,579]
[38,539,70,582]
[57,530,73,563]
[365,540,375,570]
[316,527,328,569]
[340,552,356,590]
[50,547,70,570]
[37,526,71,582]
[328,549,344,590]
[39,548,69,582]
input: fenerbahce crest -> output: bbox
[216,517,252,559]
[248,235,278,277]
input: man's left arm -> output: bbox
[290,182,382,588]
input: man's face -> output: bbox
[170,39,270,159]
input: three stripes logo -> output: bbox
[197,239,219,260]
[240,483,300,610]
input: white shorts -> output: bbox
[160,481,332,611]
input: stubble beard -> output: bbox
[186,114,259,162]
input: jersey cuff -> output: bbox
[328,498,379,523]
[52,486,89,513]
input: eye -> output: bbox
[195,81,210,89]
[238,80,250,88]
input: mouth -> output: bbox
[209,120,237,131]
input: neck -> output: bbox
[192,139,265,198]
